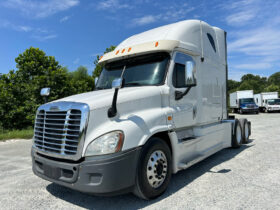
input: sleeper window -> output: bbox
[207,33,216,52]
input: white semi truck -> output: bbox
[32,20,251,200]
[230,90,259,114]
[254,92,280,112]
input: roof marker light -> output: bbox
[116,50,120,55]
[122,49,125,53]
[155,41,159,47]
[99,56,103,60]
[128,47,132,52]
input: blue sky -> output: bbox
[0,0,279,81]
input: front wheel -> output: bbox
[134,137,172,200]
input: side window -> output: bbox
[172,52,196,88]
[207,33,216,52]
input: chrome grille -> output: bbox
[246,104,254,108]
[33,102,89,159]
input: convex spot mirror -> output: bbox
[112,78,122,89]
[40,88,50,96]
[185,61,196,86]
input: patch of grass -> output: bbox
[0,129,34,141]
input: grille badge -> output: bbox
[50,106,60,111]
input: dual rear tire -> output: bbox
[232,118,251,148]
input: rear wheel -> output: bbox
[239,118,250,144]
[232,119,242,148]
[134,137,172,200]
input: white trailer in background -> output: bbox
[254,92,280,112]
[230,90,259,114]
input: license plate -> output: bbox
[44,164,61,179]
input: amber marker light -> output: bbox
[155,41,159,47]
[168,116,172,121]
[122,49,125,53]
[128,47,132,52]
[99,56,103,60]
[116,50,120,55]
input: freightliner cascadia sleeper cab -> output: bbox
[31,20,251,199]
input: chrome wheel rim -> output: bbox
[146,150,168,188]
[236,125,242,144]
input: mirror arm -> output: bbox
[175,85,195,100]
[108,88,119,118]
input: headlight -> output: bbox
[85,131,124,156]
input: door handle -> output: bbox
[193,106,197,119]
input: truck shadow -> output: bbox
[46,143,253,210]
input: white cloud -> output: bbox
[17,25,32,32]
[226,10,257,26]
[228,27,280,58]
[130,3,194,26]
[228,70,248,81]
[60,16,70,23]
[222,0,260,26]
[2,0,79,18]
[32,34,57,41]
[97,0,131,10]
[73,58,80,64]
[234,63,272,70]
[132,15,158,26]
[0,19,32,32]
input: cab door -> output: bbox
[169,52,197,129]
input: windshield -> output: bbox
[96,52,169,89]
[267,99,280,105]
[240,98,254,104]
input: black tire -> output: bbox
[133,137,172,200]
[232,119,242,148]
[239,118,250,144]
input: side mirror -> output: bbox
[94,77,98,86]
[40,88,50,96]
[41,88,50,103]
[112,78,122,89]
[185,61,196,86]
[108,78,123,118]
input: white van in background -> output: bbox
[254,92,280,112]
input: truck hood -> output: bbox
[54,86,163,110]
[267,104,280,108]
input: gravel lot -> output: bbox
[1,113,280,210]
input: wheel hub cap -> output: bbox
[146,150,168,188]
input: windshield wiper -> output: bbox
[123,82,143,87]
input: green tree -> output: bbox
[238,74,267,94]
[264,84,280,92]
[93,46,116,79]
[0,47,72,129]
[228,79,240,93]
[268,72,280,85]
[69,66,94,94]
